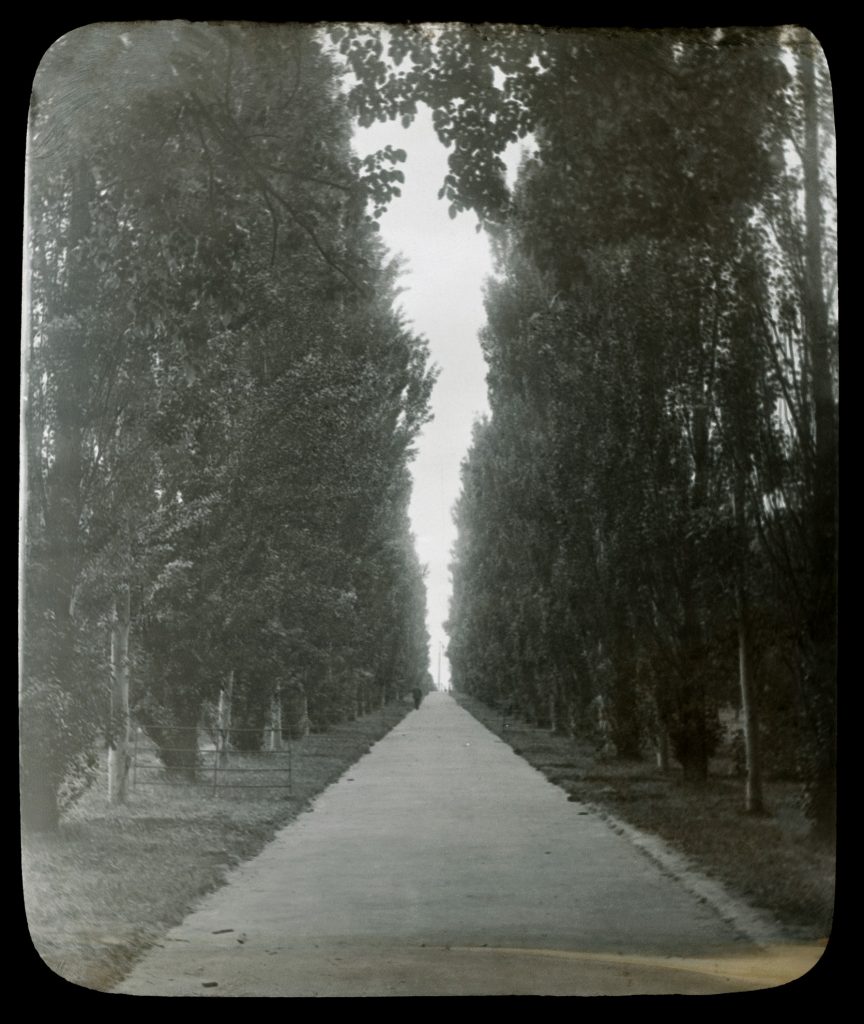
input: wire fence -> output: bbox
[130,725,298,795]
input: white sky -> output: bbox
[353,107,511,691]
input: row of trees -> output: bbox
[340,25,837,839]
[21,24,434,831]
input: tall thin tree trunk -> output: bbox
[107,585,131,804]
[676,402,710,784]
[267,687,283,751]
[733,466,766,814]
[352,671,364,720]
[656,727,671,771]
[737,608,764,813]
[733,555,765,814]
[548,688,558,734]
[799,43,837,841]
[217,670,234,769]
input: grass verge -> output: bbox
[454,693,835,942]
[21,701,411,992]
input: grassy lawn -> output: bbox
[455,693,835,942]
[21,701,411,992]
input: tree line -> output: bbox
[22,24,435,831]
[340,25,837,839]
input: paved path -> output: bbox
[115,693,820,996]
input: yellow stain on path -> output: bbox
[454,941,828,989]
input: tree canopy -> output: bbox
[338,23,837,837]
[22,23,435,829]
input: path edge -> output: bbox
[581,800,791,948]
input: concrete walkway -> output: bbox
[114,693,820,996]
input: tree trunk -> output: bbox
[145,705,201,778]
[673,692,710,785]
[547,690,557,733]
[217,671,234,769]
[549,682,570,736]
[107,586,131,804]
[656,728,671,772]
[606,619,642,760]
[674,402,711,784]
[267,688,284,751]
[283,682,309,739]
[737,613,765,813]
[733,481,766,815]
[799,44,837,842]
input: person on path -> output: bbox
[411,687,423,710]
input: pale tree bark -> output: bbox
[216,670,234,769]
[734,520,765,813]
[737,609,764,814]
[267,687,284,751]
[107,584,131,804]
[734,463,766,814]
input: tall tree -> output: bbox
[341,24,835,824]
[22,23,434,826]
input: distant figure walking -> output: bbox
[411,687,423,710]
